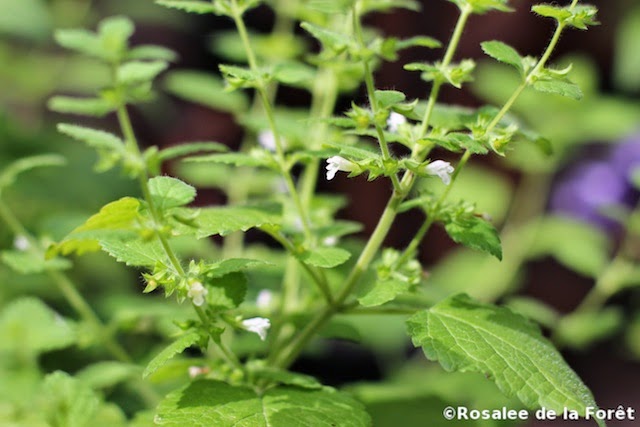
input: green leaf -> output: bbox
[300,22,351,54]
[57,123,124,151]
[54,28,103,59]
[51,197,141,256]
[300,247,351,268]
[614,7,640,92]
[219,64,270,90]
[555,308,622,350]
[407,294,600,419]
[207,258,269,278]
[155,380,371,426]
[98,16,135,61]
[207,272,247,309]
[374,90,406,109]
[41,371,101,427]
[481,40,523,74]
[0,298,76,355]
[448,0,512,14]
[48,96,116,117]
[396,36,442,50]
[127,45,178,62]
[143,331,201,379]
[186,152,275,168]
[273,61,316,88]
[532,79,583,100]
[527,216,610,278]
[155,1,219,14]
[148,176,196,211]
[99,238,166,268]
[117,60,168,85]
[76,362,141,390]
[158,142,227,162]
[249,365,323,390]
[444,215,502,260]
[194,203,281,238]
[1,250,72,274]
[532,4,598,30]
[164,70,249,113]
[0,154,66,194]
[358,279,411,307]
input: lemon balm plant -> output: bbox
[0,0,610,425]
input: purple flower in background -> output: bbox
[550,132,640,231]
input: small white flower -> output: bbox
[241,317,271,341]
[256,290,273,309]
[258,130,277,152]
[387,112,406,133]
[188,366,209,378]
[323,236,338,246]
[424,160,454,185]
[187,281,208,306]
[325,156,355,180]
[13,235,30,251]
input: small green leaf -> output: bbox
[158,142,227,162]
[532,79,583,100]
[117,60,168,85]
[143,331,201,378]
[374,90,406,109]
[449,0,512,14]
[300,22,351,54]
[219,64,270,90]
[0,154,66,193]
[194,203,281,237]
[164,70,249,113]
[481,40,523,74]
[249,365,323,390]
[396,36,441,50]
[532,4,598,30]
[54,28,103,59]
[273,61,316,88]
[358,279,411,307]
[1,250,72,274]
[300,246,351,268]
[407,294,601,419]
[155,0,219,14]
[48,96,116,117]
[155,380,371,426]
[148,176,196,210]
[444,215,502,260]
[207,258,269,278]
[57,123,124,151]
[0,298,76,355]
[127,45,178,62]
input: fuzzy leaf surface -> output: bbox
[194,204,281,237]
[155,380,371,426]
[407,294,601,422]
[148,176,196,210]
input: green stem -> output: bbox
[230,0,314,242]
[353,3,401,191]
[269,5,475,370]
[418,5,472,138]
[194,306,244,372]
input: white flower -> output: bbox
[241,317,271,341]
[323,236,338,246]
[325,156,355,180]
[188,366,209,378]
[13,235,30,251]
[256,290,273,309]
[258,130,277,152]
[424,160,454,185]
[187,281,208,306]
[387,112,406,133]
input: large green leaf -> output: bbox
[155,380,371,426]
[0,298,76,355]
[98,237,166,267]
[407,294,601,423]
[51,197,141,256]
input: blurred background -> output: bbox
[1,0,639,426]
